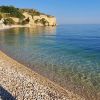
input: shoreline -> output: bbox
[0,25,31,30]
[0,50,84,100]
[0,24,57,31]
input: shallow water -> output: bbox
[0,25,100,99]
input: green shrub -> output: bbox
[21,17,30,25]
[3,18,15,25]
[34,19,40,23]
[0,6,25,19]
[33,11,40,16]
[34,18,49,26]
[0,14,2,20]
[40,18,49,25]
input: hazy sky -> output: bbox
[0,0,100,24]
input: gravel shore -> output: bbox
[0,51,85,100]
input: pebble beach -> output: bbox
[0,51,85,100]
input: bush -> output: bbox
[3,18,15,25]
[33,11,40,16]
[0,6,25,19]
[34,18,49,26]
[40,18,48,25]
[19,9,41,18]
[34,19,39,23]
[40,18,49,25]
[0,14,2,20]
[21,17,30,25]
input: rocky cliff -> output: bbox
[23,12,56,26]
[0,6,56,27]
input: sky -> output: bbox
[0,0,100,24]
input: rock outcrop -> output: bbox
[0,19,5,29]
[23,12,56,26]
[0,6,56,27]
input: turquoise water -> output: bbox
[0,25,100,98]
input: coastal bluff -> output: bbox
[0,6,56,28]
[0,51,84,100]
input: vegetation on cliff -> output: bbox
[20,9,41,16]
[34,18,49,25]
[3,18,15,25]
[0,6,25,19]
[0,6,56,26]
[0,14,2,20]
[21,17,30,25]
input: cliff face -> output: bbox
[0,19,5,29]
[0,6,56,27]
[23,12,56,26]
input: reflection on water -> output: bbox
[0,25,100,100]
[0,26,56,47]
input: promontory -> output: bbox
[0,6,56,29]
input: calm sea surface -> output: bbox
[0,25,100,98]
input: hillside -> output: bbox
[0,6,56,27]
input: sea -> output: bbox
[0,25,100,99]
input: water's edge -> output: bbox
[0,25,100,100]
[0,50,84,100]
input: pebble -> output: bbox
[0,51,85,100]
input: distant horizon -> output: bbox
[0,0,100,24]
